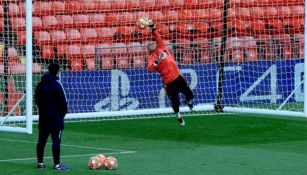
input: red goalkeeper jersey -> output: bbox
[147,31,180,85]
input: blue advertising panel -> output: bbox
[61,59,304,113]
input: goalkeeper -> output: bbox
[146,19,194,126]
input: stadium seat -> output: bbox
[79,0,96,11]
[65,29,82,43]
[284,18,304,34]
[227,20,250,36]
[33,1,52,16]
[170,23,194,38]
[111,43,130,69]
[210,22,223,37]
[126,0,140,10]
[50,30,67,44]
[290,6,304,18]
[249,7,265,20]
[33,17,43,30]
[80,28,98,42]
[106,12,134,26]
[89,13,106,27]
[209,8,223,21]
[163,10,178,23]
[255,34,275,60]
[264,7,278,19]
[95,0,112,10]
[193,22,210,37]
[169,0,184,8]
[194,9,209,21]
[16,31,26,45]
[225,37,244,62]
[140,0,155,10]
[51,1,66,14]
[9,3,22,17]
[178,10,196,22]
[174,38,193,65]
[192,37,211,64]
[248,20,266,35]
[156,24,170,38]
[56,15,74,28]
[96,27,116,41]
[241,0,255,7]
[72,14,90,28]
[65,1,80,12]
[42,15,59,30]
[240,36,258,62]
[41,45,55,59]
[65,44,82,60]
[70,59,83,71]
[81,44,96,59]
[0,5,3,17]
[293,33,304,59]
[155,0,170,10]
[198,0,214,8]
[115,26,137,42]
[111,0,126,9]
[183,0,198,8]
[149,11,164,22]
[85,58,96,70]
[97,43,114,69]
[10,17,25,31]
[267,19,284,34]
[274,34,293,60]
[56,44,67,58]
[7,47,19,64]
[34,31,51,45]
[276,6,291,19]
[127,42,146,68]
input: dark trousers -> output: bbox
[165,75,194,113]
[36,129,62,165]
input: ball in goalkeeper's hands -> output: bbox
[137,17,153,29]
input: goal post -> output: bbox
[1,0,307,134]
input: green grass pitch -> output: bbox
[1,113,307,175]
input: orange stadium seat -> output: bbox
[66,44,82,60]
[95,0,112,10]
[210,22,223,37]
[175,38,193,65]
[115,26,137,42]
[126,0,141,10]
[229,0,242,7]
[284,18,304,34]
[290,6,304,18]
[80,28,98,42]
[9,3,21,17]
[33,1,52,16]
[81,44,96,59]
[51,1,66,14]
[266,19,284,34]
[193,22,210,37]
[111,0,126,9]
[50,30,67,44]
[7,47,19,64]
[197,0,214,8]
[89,13,106,27]
[18,2,26,16]
[70,59,83,71]
[149,11,164,22]
[248,19,266,35]
[178,10,196,22]
[208,8,223,21]
[34,31,51,45]
[163,10,178,23]
[194,9,209,21]
[156,0,171,10]
[96,27,117,41]
[169,0,184,8]
[249,7,265,20]
[79,0,96,11]
[264,7,278,19]
[56,44,68,58]
[72,14,90,28]
[170,23,194,38]
[57,15,74,28]
[127,42,145,68]
[42,15,59,30]
[276,6,291,19]
[65,1,80,12]
[97,43,114,69]
[0,5,3,17]
[10,17,25,31]
[241,0,255,7]
[193,37,211,64]
[140,0,155,10]
[106,12,134,26]
[240,36,258,62]
[16,31,26,45]
[33,17,43,30]
[85,58,96,70]
[41,45,55,59]
[183,0,198,8]
[156,23,170,38]
[65,29,82,43]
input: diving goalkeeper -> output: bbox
[146,19,194,126]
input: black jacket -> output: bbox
[35,73,67,131]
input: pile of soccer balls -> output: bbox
[88,154,118,170]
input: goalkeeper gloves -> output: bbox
[153,60,158,67]
[148,19,156,31]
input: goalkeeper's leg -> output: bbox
[178,76,195,110]
[166,85,185,126]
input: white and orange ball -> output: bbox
[137,16,150,29]
[88,156,101,170]
[103,156,118,170]
[96,154,106,165]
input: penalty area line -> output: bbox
[0,151,136,162]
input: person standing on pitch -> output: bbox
[146,19,194,126]
[35,63,70,170]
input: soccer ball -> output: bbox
[137,16,150,29]
[88,156,101,170]
[103,156,118,170]
[96,154,106,165]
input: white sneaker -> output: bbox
[177,117,185,126]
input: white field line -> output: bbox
[0,138,136,162]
